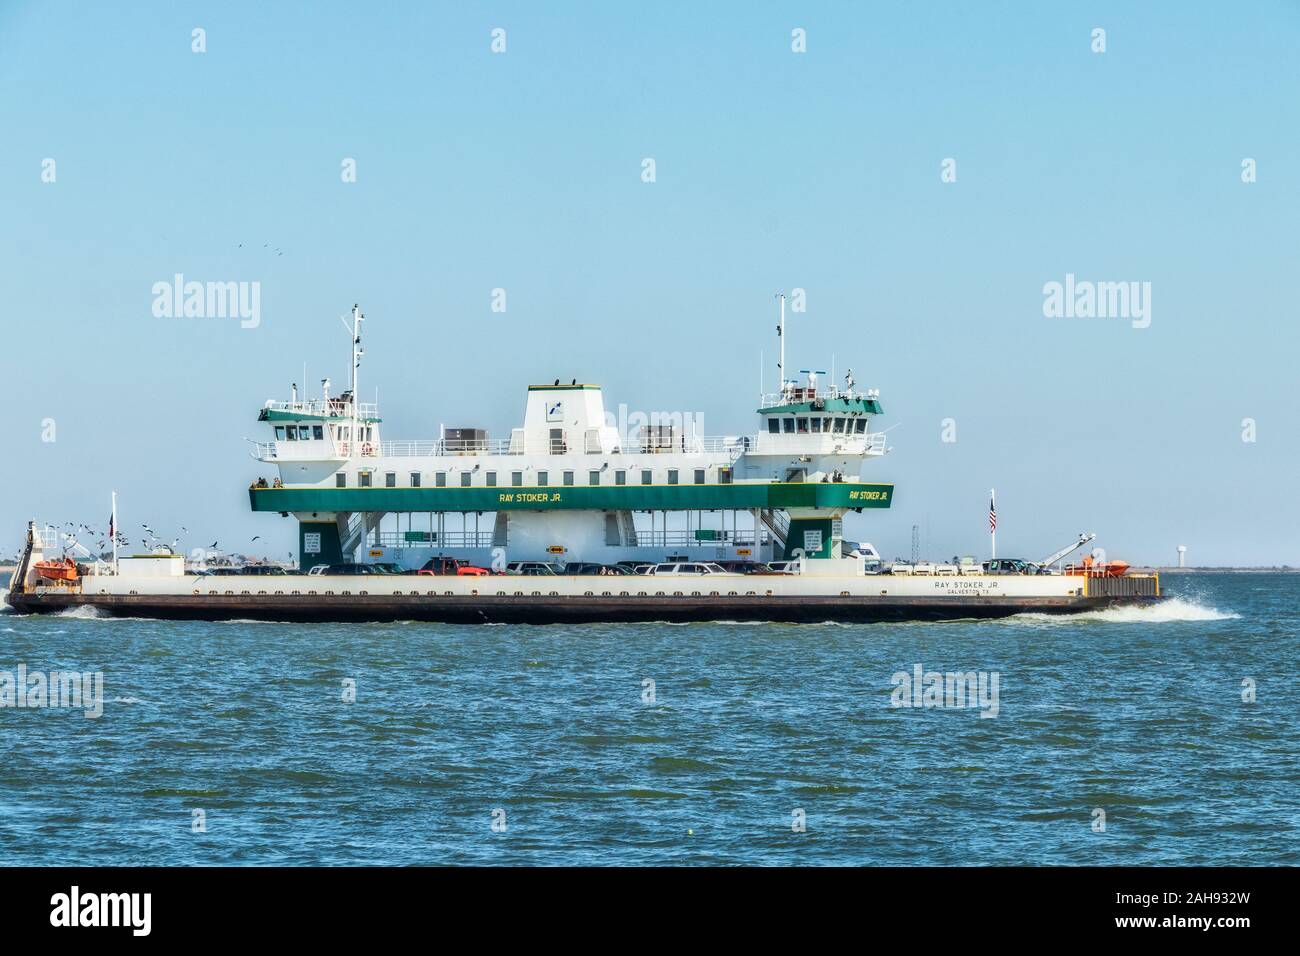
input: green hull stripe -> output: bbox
[251,482,893,514]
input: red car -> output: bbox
[416,557,492,576]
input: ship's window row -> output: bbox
[766,416,868,435]
[274,424,374,443]
[331,465,736,488]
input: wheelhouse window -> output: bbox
[782,418,795,434]
[274,426,286,440]
[767,418,780,434]
[854,419,867,433]
[834,417,847,433]
[811,417,822,433]
[796,417,809,433]
[285,427,297,441]
[312,425,324,440]
[335,473,347,488]
[298,426,312,440]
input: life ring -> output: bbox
[361,442,374,456]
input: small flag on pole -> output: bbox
[988,496,997,532]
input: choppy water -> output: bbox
[1,573,1295,865]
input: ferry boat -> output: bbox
[6,304,1162,623]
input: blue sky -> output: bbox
[2,1,1296,565]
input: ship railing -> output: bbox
[749,432,886,456]
[372,435,757,459]
[759,385,875,408]
[631,530,773,548]
[371,531,497,549]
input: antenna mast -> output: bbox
[350,304,364,460]
[776,293,787,394]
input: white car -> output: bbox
[307,565,329,576]
[648,562,729,576]
[766,560,800,574]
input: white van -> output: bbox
[648,562,729,576]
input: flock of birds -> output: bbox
[51,522,289,563]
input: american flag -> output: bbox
[108,513,114,540]
[988,497,997,532]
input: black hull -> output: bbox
[5,591,1165,624]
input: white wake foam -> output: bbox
[54,604,108,620]
[1013,596,1239,625]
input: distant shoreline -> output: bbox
[1151,567,1298,574]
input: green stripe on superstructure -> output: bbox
[259,409,382,424]
[758,398,883,415]
[250,481,894,514]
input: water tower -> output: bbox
[1177,545,1187,568]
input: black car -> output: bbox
[983,558,1046,576]
[320,563,388,575]
[240,565,289,575]
[563,562,631,575]
[714,561,776,574]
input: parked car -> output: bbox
[648,562,730,576]
[417,556,492,576]
[713,561,777,575]
[240,565,288,576]
[307,565,329,576]
[316,563,396,576]
[766,560,800,574]
[983,558,1046,576]
[505,561,562,575]
[563,562,631,575]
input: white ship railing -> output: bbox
[759,385,877,407]
[372,531,496,549]
[250,431,884,463]
[374,435,756,458]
